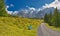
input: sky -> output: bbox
[5,0,55,11]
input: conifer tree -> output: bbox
[44,13,48,23]
[44,8,60,27]
[0,0,9,16]
[48,12,52,26]
[49,8,60,27]
[54,8,59,27]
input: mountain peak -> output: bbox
[54,0,59,4]
[55,0,58,2]
[42,0,60,10]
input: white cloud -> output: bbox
[29,7,36,11]
[6,6,9,8]
[42,0,60,9]
[25,6,37,14]
[5,6,13,14]
[6,5,18,15]
[20,9,29,14]
[5,0,60,15]
[13,11,18,15]
[7,11,13,15]
[10,4,14,7]
[32,0,60,13]
[28,7,36,14]
[26,6,36,11]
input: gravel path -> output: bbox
[37,23,60,36]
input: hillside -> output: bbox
[0,0,42,36]
[0,17,42,36]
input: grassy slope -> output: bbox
[0,17,42,36]
[46,23,60,32]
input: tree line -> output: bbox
[44,8,60,27]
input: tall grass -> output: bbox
[0,17,42,36]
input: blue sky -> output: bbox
[5,0,54,11]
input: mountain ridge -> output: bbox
[6,0,60,18]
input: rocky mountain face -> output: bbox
[16,7,55,18]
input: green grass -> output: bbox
[0,17,42,36]
[46,23,60,32]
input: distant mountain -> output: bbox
[16,7,55,18]
[6,0,60,18]
[36,7,55,18]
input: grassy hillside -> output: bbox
[0,0,42,36]
[0,17,42,36]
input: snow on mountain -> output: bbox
[36,0,60,18]
[42,0,60,10]
[18,0,60,18]
[6,0,60,18]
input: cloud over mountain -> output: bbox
[5,0,60,18]
[42,0,60,9]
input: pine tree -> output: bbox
[44,13,48,23]
[48,12,52,26]
[54,8,59,27]
[0,0,9,16]
[44,8,60,27]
